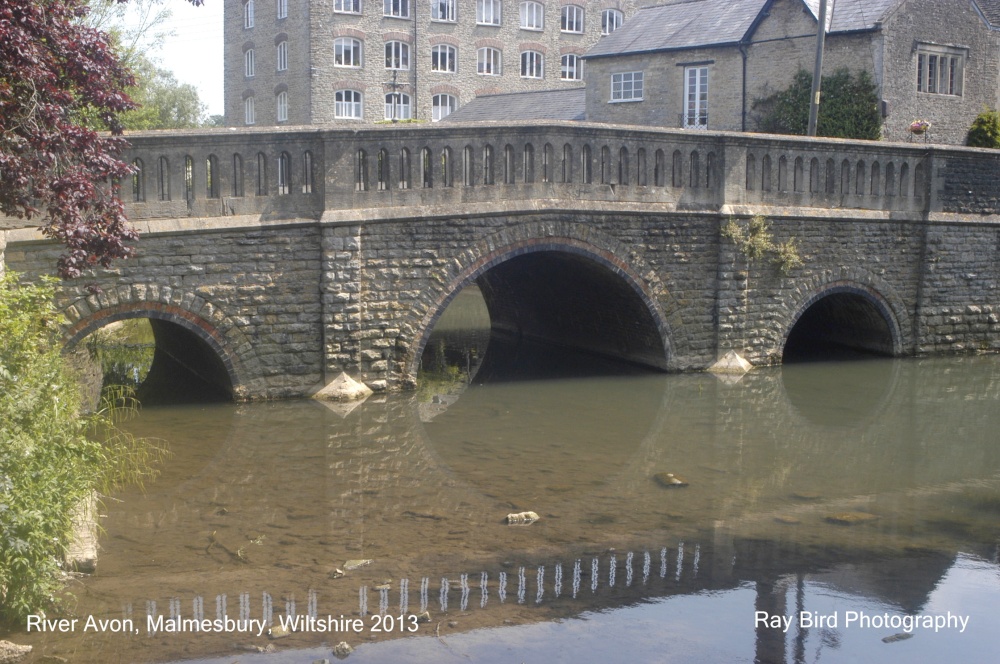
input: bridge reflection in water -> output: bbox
[9,344,1000,663]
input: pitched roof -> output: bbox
[973,0,1000,28]
[586,0,904,60]
[443,88,586,122]
[586,0,768,59]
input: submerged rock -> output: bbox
[505,511,540,525]
[707,350,752,375]
[344,559,374,570]
[653,472,689,488]
[775,515,801,525]
[825,512,879,525]
[333,641,354,659]
[882,632,914,643]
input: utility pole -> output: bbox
[807,0,829,136]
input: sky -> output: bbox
[139,0,225,117]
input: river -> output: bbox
[7,290,1000,663]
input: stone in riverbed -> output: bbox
[333,641,354,659]
[344,559,373,570]
[0,641,31,664]
[505,511,540,525]
[314,373,373,402]
[653,472,689,488]
[825,512,879,525]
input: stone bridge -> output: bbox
[2,122,1000,399]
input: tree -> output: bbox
[0,0,202,280]
[966,108,1000,149]
[751,68,882,141]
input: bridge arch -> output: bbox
[405,221,679,381]
[62,286,261,401]
[780,277,907,361]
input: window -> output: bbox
[478,47,502,75]
[244,96,256,124]
[335,89,363,118]
[561,54,581,80]
[611,71,642,101]
[335,0,361,13]
[277,40,288,71]
[334,38,362,67]
[277,152,290,195]
[206,155,219,198]
[276,90,288,122]
[385,41,410,70]
[917,45,964,96]
[256,152,267,196]
[432,93,457,121]
[432,0,456,22]
[276,0,287,19]
[184,155,194,201]
[601,9,622,35]
[432,44,457,72]
[521,50,543,78]
[132,159,145,202]
[477,0,501,24]
[244,48,255,77]
[384,0,409,18]
[384,92,412,120]
[561,5,583,33]
[302,151,314,194]
[233,154,244,197]
[684,66,708,128]
[157,156,170,200]
[244,0,254,28]
[520,1,544,29]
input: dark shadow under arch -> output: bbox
[783,287,899,363]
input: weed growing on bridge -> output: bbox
[0,272,166,624]
[721,215,803,276]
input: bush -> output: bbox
[752,68,882,140]
[0,272,165,624]
[966,108,1000,148]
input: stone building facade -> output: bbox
[584,0,1000,145]
[225,0,638,126]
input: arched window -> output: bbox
[206,155,220,199]
[276,40,288,71]
[520,51,543,79]
[244,0,255,28]
[655,149,666,187]
[561,5,583,33]
[637,148,646,186]
[478,47,502,76]
[520,1,544,29]
[441,146,453,187]
[618,147,629,185]
[232,153,245,197]
[335,90,363,119]
[245,48,255,77]
[671,150,683,188]
[463,145,475,186]
[483,144,494,185]
[745,154,756,191]
[399,148,411,189]
[377,148,390,191]
[157,156,170,201]
[356,149,368,191]
[600,145,610,184]
[256,152,268,195]
[761,154,771,191]
[302,151,314,194]
[277,151,291,195]
[244,96,256,125]
[277,0,287,19]
[523,143,535,183]
[421,147,433,188]
[561,54,581,81]
[334,37,362,67]
[581,144,592,184]
[601,9,622,34]
[385,41,410,70]
[689,150,700,188]
[276,90,288,122]
[432,94,457,121]
[561,144,572,183]
[504,144,515,184]
[384,92,412,120]
[477,0,501,25]
[131,159,145,202]
[431,44,457,72]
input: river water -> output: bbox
[8,291,1000,663]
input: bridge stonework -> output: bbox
[3,123,1000,399]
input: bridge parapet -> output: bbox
[114,122,1000,222]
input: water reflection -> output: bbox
[6,357,1000,663]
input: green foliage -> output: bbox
[966,108,1000,148]
[752,69,882,140]
[86,319,155,397]
[120,57,207,130]
[0,273,166,624]
[721,215,804,276]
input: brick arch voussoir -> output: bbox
[403,221,681,380]
[60,285,262,400]
[777,267,911,357]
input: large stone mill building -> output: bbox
[225,0,638,125]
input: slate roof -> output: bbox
[442,88,586,122]
[973,0,1000,28]
[586,0,906,60]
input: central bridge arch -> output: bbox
[406,222,676,380]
